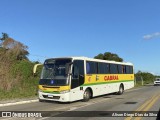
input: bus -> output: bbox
[37,57,134,102]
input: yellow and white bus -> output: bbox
[38,57,134,102]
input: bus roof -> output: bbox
[45,56,133,66]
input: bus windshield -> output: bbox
[40,59,72,86]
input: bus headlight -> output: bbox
[60,90,70,94]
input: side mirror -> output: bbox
[33,64,43,76]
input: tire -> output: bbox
[117,84,124,95]
[82,89,91,102]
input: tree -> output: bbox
[0,33,29,60]
[0,33,9,47]
[135,71,155,84]
[94,52,123,62]
[0,33,9,40]
[0,33,30,91]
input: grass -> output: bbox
[0,78,39,100]
[134,81,153,88]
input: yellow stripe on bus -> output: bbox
[39,85,70,92]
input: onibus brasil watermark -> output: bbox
[1,112,42,118]
[0,111,159,117]
[112,112,158,117]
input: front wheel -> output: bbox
[82,89,91,102]
[39,99,45,102]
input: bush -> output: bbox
[0,60,41,100]
[135,71,155,85]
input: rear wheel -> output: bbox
[82,89,91,102]
[117,84,124,95]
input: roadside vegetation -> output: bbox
[134,71,155,87]
[0,33,41,100]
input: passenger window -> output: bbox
[125,65,133,74]
[122,65,126,74]
[86,61,98,74]
[118,65,122,74]
[126,66,130,74]
[72,60,84,77]
[110,64,118,74]
[98,62,109,74]
[130,66,133,74]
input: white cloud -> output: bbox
[143,32,160,40]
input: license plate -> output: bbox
[48,94,53,98]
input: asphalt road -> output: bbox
[0,85,160,120]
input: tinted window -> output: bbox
[110,64,118,74]
[98,62,109,74]
[126,66,130,74]
[130,66,133,74]
[118,65,123,74]
[86,61,98,74]
[71,60,84,89]
[122,65,126,74]
[73,60,84,76]
[126,66,133,74]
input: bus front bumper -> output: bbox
[38,91,70,102]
